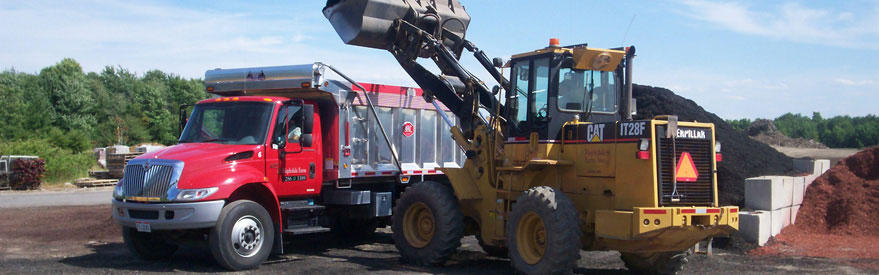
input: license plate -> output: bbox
[135,221,151,232]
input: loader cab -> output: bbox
[506,41,627,139]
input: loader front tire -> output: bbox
[392,181,463,265]
[507,186,581,274]
[621,249,691,275]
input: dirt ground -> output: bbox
[0,205,876,274]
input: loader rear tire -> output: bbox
[621,249,691,275]
[392,181,463,266]
[507,186,581,275]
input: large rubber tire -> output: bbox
[209,200,275,270]
[507,186,582,275]
[620,250,691,275]
[392,181,464,265]
[122,226,178,260]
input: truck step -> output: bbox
[284,226,331,235]
[279,200,326,213]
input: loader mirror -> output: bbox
[300,134,313,148]
[492,57,504,68]
[302,104,314,134]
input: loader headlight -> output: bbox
[174,187,218,201]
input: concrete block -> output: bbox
[745,176,794,211]
[792,177,806,206]
[793,159,833,175]
[790,205,800,225]
[815,159,830,175]
[738,211,771,246]
[770,207,792,236]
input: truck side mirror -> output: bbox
[275,136,286,149]
[300,134,313,148]
[302,104,314,134]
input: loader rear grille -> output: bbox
[122,161,177,199]
[656,134,715,206]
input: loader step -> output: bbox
[284,226,331,235]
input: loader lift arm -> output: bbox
[386,19,509,139]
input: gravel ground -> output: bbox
[2,205,877,274]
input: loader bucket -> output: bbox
[323,0,470,50]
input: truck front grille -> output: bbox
[656,135,715,206]
[122,162,177,199]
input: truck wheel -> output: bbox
[476,234,508,258]
[392,181,463,265]
[209,200,275,270]
[507,186,581,274]
[620,250,691,275]
[122,227,178,260]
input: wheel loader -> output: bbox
[323,1,739,274]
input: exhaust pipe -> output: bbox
[323,0,470,51]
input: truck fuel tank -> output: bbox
[323,0,470,51]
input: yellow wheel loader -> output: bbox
[323,1,738,274]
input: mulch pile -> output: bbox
[752,147,879,259]
[633,85,795,206]
[746,119,827,148]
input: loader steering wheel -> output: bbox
[536,105,548,120]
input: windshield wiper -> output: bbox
[201,138,230,143]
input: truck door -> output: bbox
[270,103,323,197]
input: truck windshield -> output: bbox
[179,102,274,145]
[557,68,618,113]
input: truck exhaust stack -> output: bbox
[323,0,470,51]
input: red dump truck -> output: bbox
[111,63,463,269]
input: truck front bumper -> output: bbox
[595,206,739,253]
[112,199,225,230]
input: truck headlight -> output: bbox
[174,187,219,201]
[113,181,124,199]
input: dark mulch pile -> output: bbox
[633,84,795,206]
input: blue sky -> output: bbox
[1,0,877,119]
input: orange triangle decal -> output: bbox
[675,152,699,182]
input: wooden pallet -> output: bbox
[107,153,141,178]
[74,178,119,188]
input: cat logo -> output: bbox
[675,152,699,182]
[587,124,605,142]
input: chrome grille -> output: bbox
[122,162,176,198]
[656,130,715,206]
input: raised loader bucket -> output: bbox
[323,0,470,51]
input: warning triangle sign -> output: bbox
[675,152,699,182]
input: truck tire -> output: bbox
[209,200,274,270]
[620,250,691,275]
[507,186,581,275]
[122,227,178,260]
[392,181,463,265]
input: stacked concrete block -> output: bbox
[739,211,771,246]
[793,158,831,175]
[745,176,793,211]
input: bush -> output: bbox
[0,139,93,184]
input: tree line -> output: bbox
[728,112,879,148]
[0,58,208,183]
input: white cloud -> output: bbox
[678,0,879,49]
[834,78,875,86]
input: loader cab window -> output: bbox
[557,59,619,114]
[509,56,551,136]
